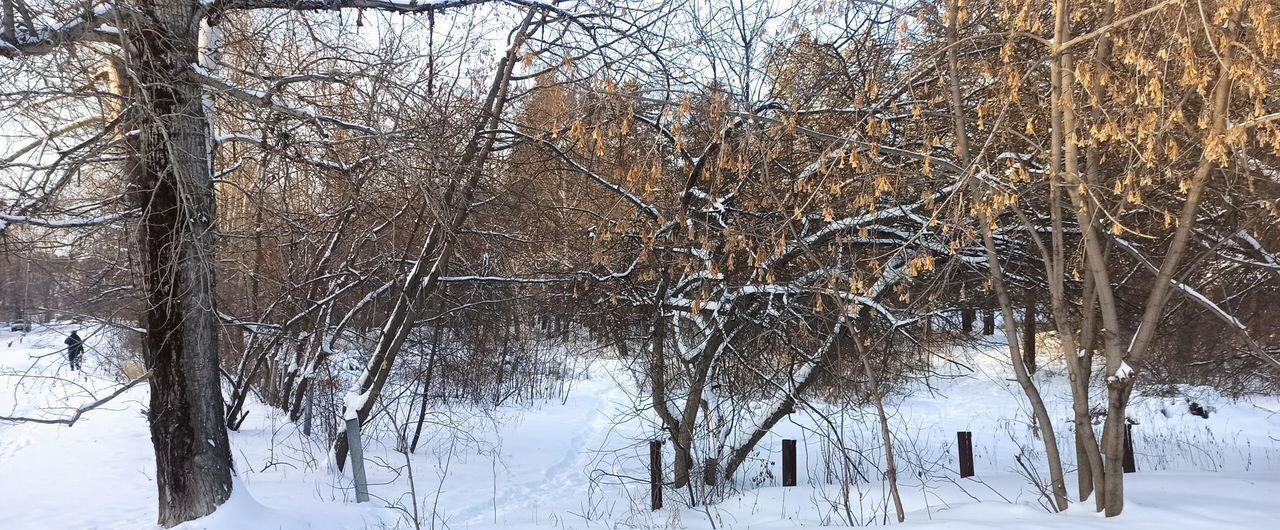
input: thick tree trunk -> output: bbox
[646,276,686,486]
[1045,0,1109,509]
[1102,381,1134,515]
[672,424,696,489]
[670,318,736,490]
[1051,4,1241,516]
[1060,277,1105,507]
[115,5,234,525]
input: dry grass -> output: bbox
[121,359,147,381]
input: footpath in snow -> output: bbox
[1,324,1279,529]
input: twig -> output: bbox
[0,371,151,426]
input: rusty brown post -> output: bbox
[650,440,663,510]
[1123,424,1137,473]
[782,439,797,487]
[958,431,975,478]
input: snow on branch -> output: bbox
[1235,230,1280,272]
[0,210,138,231]
[1117,238,1280,372]
[665,276,910,328]
[765,182,961,269]
[1107,361,1134,383]
[509,130,662,220]
[723,314,845,455]
[325,279,396,354]
[1170,279,1246,330]
[215,0,577,18]
[190,66,380,138]
[1114,237,1245,331]
[438,275,575,284]
[2,116,107,164]
[1234,111,1280,130]
[215,133,376,172]
[0,3,118,58]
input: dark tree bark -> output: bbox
[1023,293,1037,374]
[114,5,234,525]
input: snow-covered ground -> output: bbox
[2,324,1279,529]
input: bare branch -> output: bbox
[0,372,151,427]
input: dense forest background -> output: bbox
[2,0,1278,526]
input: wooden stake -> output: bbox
[1123,424,1136,473]
[782,439,797,487]
[650,440,663,510]
[958,431,975,478]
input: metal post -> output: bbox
[345,417,370,503]
[1123,423,1136,473]
[649,440,662,510]
[23,261,30,319]
[958,431,975,478]
[302,386,313,437]
[782,439,797,487]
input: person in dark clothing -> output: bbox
[65,331,84,371]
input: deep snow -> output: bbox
[1,323,1278,529]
